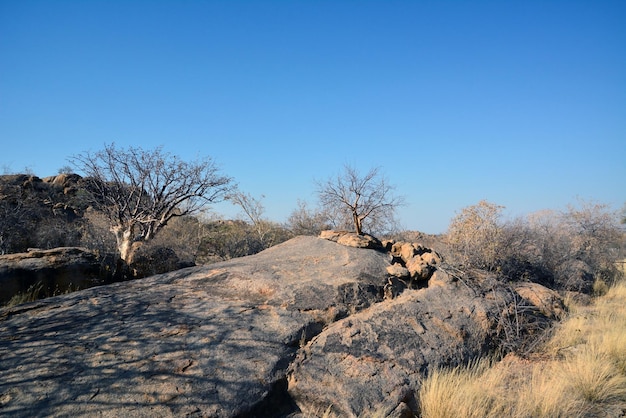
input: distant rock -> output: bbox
[42,173,83,193]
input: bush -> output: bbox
[446,200,505,270]
[446,200,625,293]
[130,246,185,278]
[286,200,331,236]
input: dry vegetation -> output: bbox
[3,171,626,416]
[446,200,624,293]
[418,277,626,418]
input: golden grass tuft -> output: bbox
[557,347,626,404]
[418,358,507,418]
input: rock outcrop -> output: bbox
[287,271,514,416]
[319,230,383,250]
[0,247,104,304]
[320,231,442,284]
[0,235,560,417]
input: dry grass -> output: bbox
[418,358,507,418]
[418,279,626,418]
[3,281,79,308]
[3,281,44,308]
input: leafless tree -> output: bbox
[229,191,280,249]
[286,199,330,236]
[71,143,234,264]
[317,165,403,235]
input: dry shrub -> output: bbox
[446,200,504,270]
[513,363,584,418]
[419,278,626,418]
[446,200,625,293]
[546,313,589,354]
[599,329,626,375]
[4,282,44,308]
[603,278,626,302]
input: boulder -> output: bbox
[392,242,417,263]
[386,264,410,279]
[405,255,436,281]
[337,233,383,249]
[420,251,441,266]
[515,282,566,319]
[0,247,103,304]
[42,173,82,194]
[42,173,82,190]
[287,273,516,416]
[319,229,350,242]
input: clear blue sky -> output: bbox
[1,0,624,233]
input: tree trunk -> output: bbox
[353,212,362,235]
[111,225,141,264]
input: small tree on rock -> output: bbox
[317,165,403,235]
[71,143,234,264]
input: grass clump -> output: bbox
[557,347,626,405]
[418,358,506,418]
[4,281,44,308]
[3,281,79,308]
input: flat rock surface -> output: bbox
[0,237,392,417]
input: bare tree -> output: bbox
[317,165,403,235]
[228,191,278,249]
[286,199,330,236]
[71,144,234,264]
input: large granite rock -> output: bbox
[287,271,514,416]
[0,237,393,417]
[0,236,558,417]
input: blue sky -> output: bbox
[1,0,624,233]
